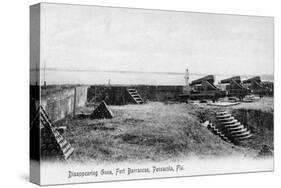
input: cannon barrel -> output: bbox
[221,76,241,84]
[190,75,215,85]
[243,76,261,84]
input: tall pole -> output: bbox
[73,87,77,117]
[43,61,46,88]
[184,67,189,86]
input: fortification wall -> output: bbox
[87,85,183,105]
[39,85,183,121]
[41,86,88,122]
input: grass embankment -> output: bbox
[189,97,274,156]
[231,107,273,152]
[56,102,254,163]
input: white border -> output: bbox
[0,0,280,188]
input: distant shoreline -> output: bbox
[30,68,274,78]
[30,69,273,86]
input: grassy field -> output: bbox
[55,98,273,163]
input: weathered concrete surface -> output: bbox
[41,86,88,122]
[87,85,183,105]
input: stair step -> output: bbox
[227,125,244,131]
[63,147,75,160]
[213,128,219,132]
[207,122,232,144]
[130,92,138,95]
[232,130,251,137]
[222,136,229,140]
[224,122,241,128]
[127,89,144,104]
[230,128,248,134]
[216,111,228,115]
[131,95,140,98]
[216,114,231,119]
[219,117,235,122]
[221,120,238,126]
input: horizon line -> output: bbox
[29,68,274,77]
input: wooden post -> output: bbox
[73,87,77,117]
[94,86,97,103]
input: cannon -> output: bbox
[190,75,221,93]
[190,75,215,86]
[243,76,261,84]
[220,76,250,99]
[220,76,241,84]
[242,76,271,96]
[262,81,274,96]
[180,75,226,101]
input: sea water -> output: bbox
[30,70,273,86]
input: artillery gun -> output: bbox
[242,76,271,96]
[179,75,226,101]
[220,76,250,99]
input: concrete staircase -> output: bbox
[216,111,252,141]
[40,106,74,160]
[207,122,232,143]
[127,88,144,104]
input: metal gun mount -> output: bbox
[220,76,249,98]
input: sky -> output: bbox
[38,3,274,84]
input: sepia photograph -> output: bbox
[30,3,274,185]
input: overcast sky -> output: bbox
[40,3,274,77]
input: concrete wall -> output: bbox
[87,85,183,105]
[41,86,88,122]
[136,85,183,102]
[40,85,182,121]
